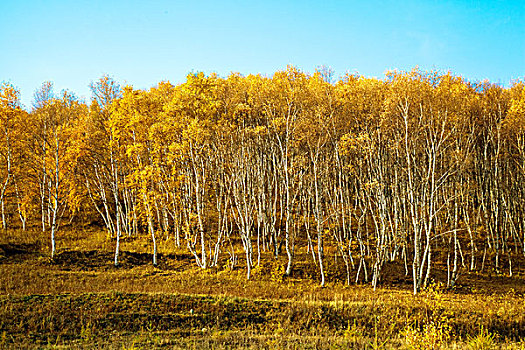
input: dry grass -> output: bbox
[0,227,524,349]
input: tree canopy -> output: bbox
[1,68,524,293]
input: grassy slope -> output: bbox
[0,228,524,349]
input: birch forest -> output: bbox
[2,66,525,294]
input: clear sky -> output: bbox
[1,0,524,109]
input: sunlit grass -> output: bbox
[0,227,524,349]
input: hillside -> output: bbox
[1,228,524,349]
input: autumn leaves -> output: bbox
[1,67,524,293]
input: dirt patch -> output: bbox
[458,271,525,294]
[379,259,525,295]
[0,243,41,263]
[49,250,117,271]
[48,250,195,272]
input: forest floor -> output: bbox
[0,227,524,349]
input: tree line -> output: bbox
[1,67,524,294]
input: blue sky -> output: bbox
[1,0,524,109]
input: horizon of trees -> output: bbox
[1,66,525,294]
